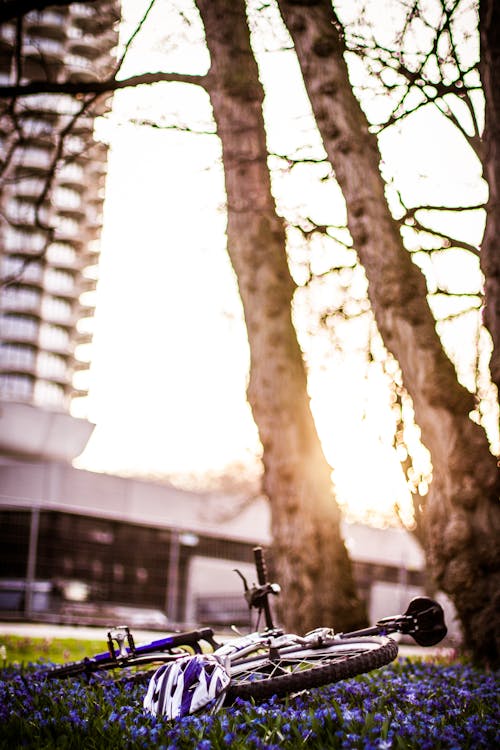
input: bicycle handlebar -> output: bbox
[254,546,268,586]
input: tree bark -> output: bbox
[479,0,500,397]
[195,0,366,633]
[277,0,500,664]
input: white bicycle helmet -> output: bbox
[143,653,231,719]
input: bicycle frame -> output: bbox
[84,627,219,671]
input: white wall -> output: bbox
[184,555,255,624]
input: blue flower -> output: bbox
[1,656,498,749]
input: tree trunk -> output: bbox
[479,0,500,397]
[195,0,366,633]
[277,0,500,664]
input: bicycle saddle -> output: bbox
[403,597,448,646]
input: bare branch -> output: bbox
[269,151,331,169]
[400,215,481,257]
[113,0,156,77]
[0,71,208,98]
[345,0,482,158]
[394,190,483,257]
[129,117,216,135]
[433,298,482,320]
[402,201,485,214]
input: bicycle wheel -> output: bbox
[226,636,398,702]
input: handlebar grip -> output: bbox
[254,546,268,586]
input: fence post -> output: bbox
[25,506,40,619]
[166,530,180,623]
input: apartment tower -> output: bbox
[0,2,120,460]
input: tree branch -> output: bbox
[395,193,483,257]
[129,117,216,135]
[0,71,208,98]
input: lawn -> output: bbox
[0,634,105,665]
[0,637,498,749]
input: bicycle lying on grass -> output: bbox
[43,547,447,717]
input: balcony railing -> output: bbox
[24,36,65,58]
[25,10,66,27]
[1,287,42,315]
[4,228,47,254]
[0,344,37,372]
[16,146,53,170]
[1,257,43,285]
[0,315,39,344]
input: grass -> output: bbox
[0,634,106,666]
[0,637,498,749]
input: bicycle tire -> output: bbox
[226,636,398,702]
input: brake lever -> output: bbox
[234,568,280,609]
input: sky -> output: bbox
[72,0,497,525]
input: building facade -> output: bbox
[0,2,119,416]
[0,460,432,633]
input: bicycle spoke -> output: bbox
[232,649,362,684]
